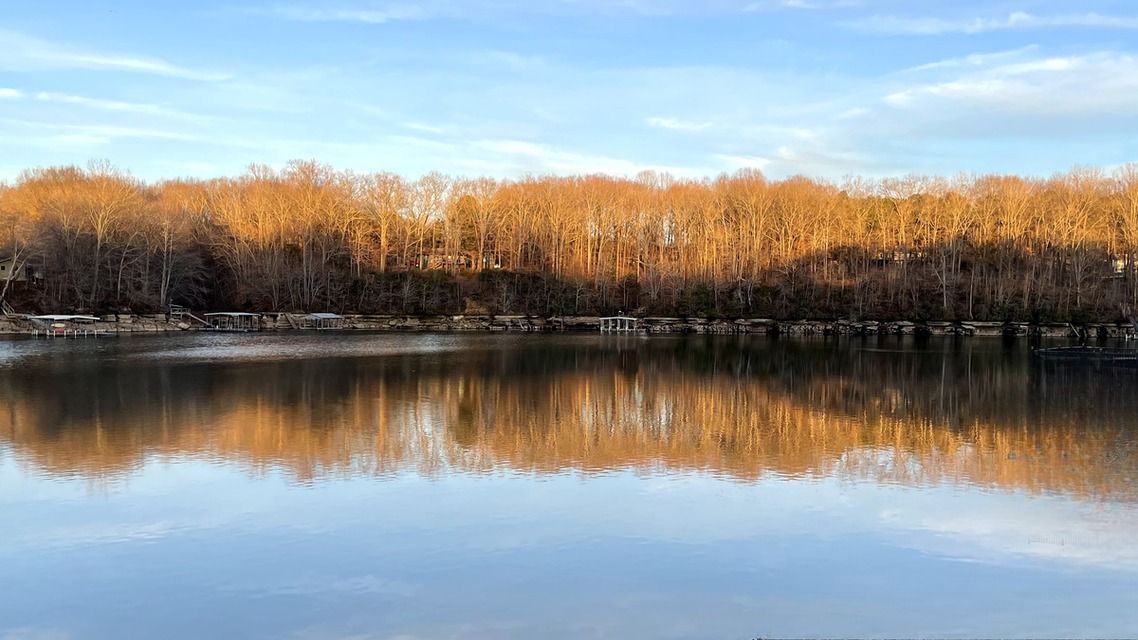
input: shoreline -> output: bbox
[0,313,1131,339]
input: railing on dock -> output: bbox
[31,329,110,338]
[599,316,641,333]
[169,305,212,329]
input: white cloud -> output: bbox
[773,144,871,175]
[0,118,253,155]
[472,138,711,176]
[715,154,772,171]
[750,125,819,141]
[261,0,837,22]
[644,116,711,132]
[470,50,546,71]
[50,133,114,147]
[31,92,207,120]
[746,0,861,10]
[882,52,1138,117]
[883,90,914,107]
[401,122,449,135]
[0,29,228,80]
[847,12,1138,35]
[0,88,23,99]
[887,500,1138,570]
[901,46,1041,74]
[836,107,869,119]
[0,627,71,640]
[261,4,442,24]
[39,123,204,142]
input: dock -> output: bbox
[599,316,641,333]
[28,315,111,338]
[203,312,261,332]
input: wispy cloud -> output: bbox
[715,153,772,171]
[473,138,710,176]
[0,626,71,640]
[0,119,236,151]
[644,116,711,132]
[884,499,1138,571]
[0,29,228,80]
[773,144,870,173]
[31,92,209,121]
[900,46,1041,74]
[257,0,826,23]
[401,122,449,135]
[847,12,1138,35]
[882,52,1138,117]
[469,50,546,71]
[746,0,860,11]
[259,3,443,24]
[0,88,23,99]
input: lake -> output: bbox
[1,333,1136,639]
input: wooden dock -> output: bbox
[599,316,641,333]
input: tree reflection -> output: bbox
[1,338,1134,499]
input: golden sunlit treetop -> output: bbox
[1,161,1138,321]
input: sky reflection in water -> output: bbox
[1,334,1136,639]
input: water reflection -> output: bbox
[2,334,1138,639]
[2,334,1135,498]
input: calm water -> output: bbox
[1,333,1137,639]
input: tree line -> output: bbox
[2,160,1138,321]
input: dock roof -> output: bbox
[31,315,101,322]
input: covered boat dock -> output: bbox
[599,316,641,333]
[29,315,105,337]
[302,312,345,330]
[204,312,261,332]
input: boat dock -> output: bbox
[599,316,642,333]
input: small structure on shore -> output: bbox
[29,315,105,337]
[204,312,261,332]
[30,315,101,323]
[600,316,641,333]
[0,256,26,283]
[302,312,345,330]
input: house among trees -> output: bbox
[0,256,26,283]
[418,253,473,271]
[1111,256,1132,277]
[873,250,925,267]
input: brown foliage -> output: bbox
[3,161,1138,320]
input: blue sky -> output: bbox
[1,0,1136,181]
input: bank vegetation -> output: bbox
[3,160,1138,321]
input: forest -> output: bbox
[2,160,1138,322]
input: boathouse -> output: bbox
[204,312,261,332]
[302,312,345,330]
[29,315,102,337]
[599,316,641,333]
